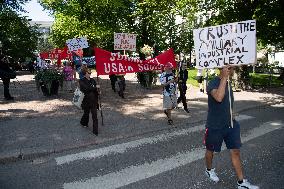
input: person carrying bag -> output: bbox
[79,67,100,135]
[72,87,84,109]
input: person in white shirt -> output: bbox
[160,62,178,126]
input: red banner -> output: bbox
[95,48,176,75]
[39,52,49,59]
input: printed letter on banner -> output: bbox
[95,48,176,75]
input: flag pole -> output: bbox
[96,72,104,126]
[94,47,104,126]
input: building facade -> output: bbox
[29,21,53,52]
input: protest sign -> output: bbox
[66,37,89,52]
[95,48,176,75]
[40,48,62,60]
[114,33,137,51]
[82,56,96,66]
[193,20,256,69]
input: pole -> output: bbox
[228,79,233,128]
[176,63,180,97]
[204,69,208,93]
[96,74,104,126]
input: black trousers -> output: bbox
[109,75,117,91]
[118,79,126,98]
[2,78,11,98]
[80,107,98,134]
[177,84,188,110]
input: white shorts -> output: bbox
[163,95,177,110]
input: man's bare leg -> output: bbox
[230,149,244,181]
[205,150,213,169]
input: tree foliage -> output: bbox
[40,0,284,57]
[40,0,133,50]
[40,0,200,55]
[0,0,40,61]
[0,0,30,12]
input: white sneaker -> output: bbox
[205,168,220,182]
[237,179,259,189]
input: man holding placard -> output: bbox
[204,65,259,189]
[193,20,258,188]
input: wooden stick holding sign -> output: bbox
[227,78,234,128]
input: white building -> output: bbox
[29,21,53,49]
[268,51,284,67]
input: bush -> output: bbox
[34,68,64,94]
[136,71,159,88]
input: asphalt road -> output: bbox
[1,105,283,189]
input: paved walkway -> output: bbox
[0,72,283,163]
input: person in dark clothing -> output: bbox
[177,63,189,113]
[117,75,126,98]
[109,74,117,92]
[0,54,15,100]
[28,60,35,74]
[79,68,100,135]
[204,66,259,189]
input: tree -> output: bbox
[0,0,30,12]
[40,0,200,55]
[40,0,133,50]
[0,0,40,61]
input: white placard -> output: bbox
[193,20,256,69]
[114,33,137,51]
[66,37,89,52]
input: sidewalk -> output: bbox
[1,72,284,163]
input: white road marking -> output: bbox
[56,124,204,165]
[56,114,254,165]
[235,114,253,121]
[63,121,283,189]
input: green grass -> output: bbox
[187,68,198,87]
[186,68,283,88]
[250,73,282,87]
[186,68,219,87]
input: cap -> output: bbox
[164,62,173,69]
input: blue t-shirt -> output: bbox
[206,76,234,129]
[77,68,84,80]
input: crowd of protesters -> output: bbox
[0,51,260,188]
